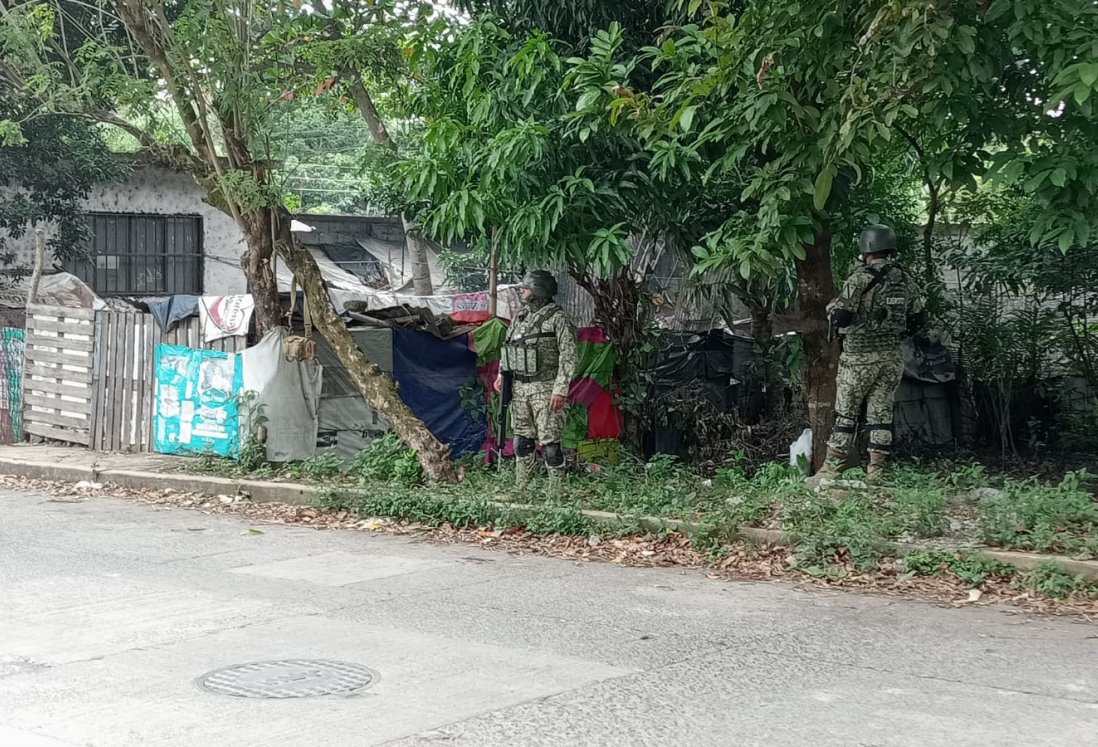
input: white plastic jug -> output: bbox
[789,428,813,473]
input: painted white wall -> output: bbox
[2,164,248,294]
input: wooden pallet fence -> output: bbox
[22,305,96,446]
[91,312,246,452]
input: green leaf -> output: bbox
[1050,168,1067,187]
[1080,64,1098,88]
[1074,85,1092,106]
[812,165,836,211]
[679,105,698,133]
[1058,229,1074,253]
[985,0,1011,21]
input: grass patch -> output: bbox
[978,471,1098,556]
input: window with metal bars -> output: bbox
[65,212,204,296]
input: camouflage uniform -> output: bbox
[824,256,923,473]
[501,295,577,488]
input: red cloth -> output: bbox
[577,327,609,343]
[586,389,621,440]
[568,376,605,407]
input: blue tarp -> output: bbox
[392,328,485,457]
[154,344,242,457]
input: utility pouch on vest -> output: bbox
[501,340,540,376]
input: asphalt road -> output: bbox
[1,484,1096,746]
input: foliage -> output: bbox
[237,391,269,472]
[978,471,1098,556]
[900,550,1016,587]
[347,433,423,486]
[1023,561,1093,599]
[0,90,126,284]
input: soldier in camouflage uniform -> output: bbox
[810,224,926,484]
[498,270,578,489]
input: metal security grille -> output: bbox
[66,212,203,296]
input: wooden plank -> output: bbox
[25,409,88,429]
[106,312,120,452]
[24,393,91,415]
[90,311,105,450]
[26,315,94,332]
[141,316,155,450]
[27,304,96,321]
[25,422,91,446]
[22,379,91,399]
[21,349,93,368]
[24,399,89,424]
[23,335,95,353]
[122,312,135,448]
[26,317,95,336]
[24,363,93,384]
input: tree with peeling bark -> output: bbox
[0,0,457,480]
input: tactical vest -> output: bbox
[501,302,563,380]
[843,262,910,354]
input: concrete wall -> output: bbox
[2,165,248,295]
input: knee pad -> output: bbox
[833,412,857,434]
[515,436,536,457]
[543,442,564,468]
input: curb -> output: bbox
[0,457,320,506]
[3,456,1097,581]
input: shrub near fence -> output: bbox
[20,304,244,452]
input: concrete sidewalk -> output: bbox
[3,442,1098,581]
[0,443,317,505]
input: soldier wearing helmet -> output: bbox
[498,270,577,489]
[809,224,926,484]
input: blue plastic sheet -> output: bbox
[154,344,242,457]
[392,328,485,456]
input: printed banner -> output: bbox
[199,295,255,342]
[154,344,242,457]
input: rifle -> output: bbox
[496,370,513,464]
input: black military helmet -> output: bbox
[859,224,897,256]
[520,269,558,299]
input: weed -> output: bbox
[348,434,424,486]
[782,492,892,569]
[900,550,1015,586]
[284,452,345,482]
[1023,561,1090,599]
[978,471,1098,555]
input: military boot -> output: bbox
[866,450,888,482]
[546,466,564,499]
[806,446,847,489]
[515,454,536,491]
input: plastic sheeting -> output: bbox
[241,328,323,462]
[154,344,242,456]
[393,328,485,457]
[313,328,393,457]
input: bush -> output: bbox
[978,471,1098,555]
[348,434,423,486]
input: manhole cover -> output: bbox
[195,659,378,699]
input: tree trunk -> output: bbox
[237,209,283,335]
[745,303,777,423]
[796,229,839,470]
[270,209,456,482]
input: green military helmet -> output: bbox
[520,269,558,299]
[858,224,897,257]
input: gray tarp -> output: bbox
[241,328,323,462]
